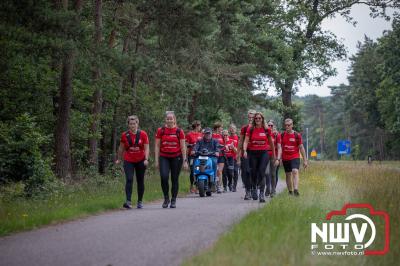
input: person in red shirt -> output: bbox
[243,112,275,202]
[272,125,282,191]
[228,124,239,192]
[116,115,149,209]
[212,122,224,193]
[221,130,237,192]
[238,110,256,200]
[155,111,188,208]
[265,120,281,198]
[279,118,308,196]
[186,120,203,193]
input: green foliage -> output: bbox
[0,114,59,197]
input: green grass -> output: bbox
[184,161,400,266]
[0,167,191,236]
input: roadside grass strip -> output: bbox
[0,168,190,236]
[184,161,399,266]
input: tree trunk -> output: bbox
[281,80,293,119]
[88,0,103,167]
[55,50,75,181]
[129,25,142,114]
[54,0,82,180]
[188,92,198,124]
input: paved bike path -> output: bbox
[0,182,285,266]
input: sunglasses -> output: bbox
[267,124,273,127]
[254,117,262,120]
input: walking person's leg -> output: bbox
[249,151,259,200]
[269,158,276,196]
[135,160,146,208]
[257,152,269,202]
[233,159,239,192]
[123,161,135,208]
[283,160,294,195]
[159,156,171,207]
[265,159,271,196]
[291,159,301,196]
[227,157,234,191]
[170,156,183,208]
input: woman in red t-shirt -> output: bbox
[228,124,239,192]
[155,111,188,208]
[116,115,149,209]
[222,130,237,192]
[212,122,225,193]
[186,120,203,193]
[242,112,275,202]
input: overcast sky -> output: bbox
[271,5,395,97]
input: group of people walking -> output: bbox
[116,110,307,209]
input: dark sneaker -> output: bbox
[137,201,143,209]
[252,189,258,200]
[259,192,265,203]
[265,190,270,197]
[170,198,176,208]
[123,201,132,209]
[270,191,276,198]
[294,189,300,196]
[223,186,228,193]
[228,185,233,192]
[244,190,251,200]
[288,191,293,196]
[232,187,237,192]
[162,198,170,208]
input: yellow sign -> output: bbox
[311,150,317,157]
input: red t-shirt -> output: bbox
[245,126,272,151]
[120,130,149,163]
[156,127,185,158]
[229,134,239,157]
[212,133,224,157]
[222,138,236,158]
[281,131,303,160]
[186,131,203,155]
[240,125,250,136]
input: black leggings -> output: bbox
[123,160,146,202]
[233,159,239,188]
[222,157,235,188]
[240,156,251,190]
[159,155,183,199]
[188,155,195,186]
[248,150,269,192]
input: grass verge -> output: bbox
[184,161,400,266]
[0,167,191,236]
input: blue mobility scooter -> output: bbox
[193,148,216,197]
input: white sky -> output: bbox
[270,5,395,97]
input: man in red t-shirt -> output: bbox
[186,120,203,193]
[278,118,308,196]
[221,130,237,192]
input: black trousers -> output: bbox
[159,155,183,199]
[222,156,235,188]
[248,150,269,192]
[123,160,146,202]
[240,156,251,190]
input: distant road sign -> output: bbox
[311,149,317,158]
[337,140,351,155]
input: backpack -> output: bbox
[160,126,181,141]
[125,129,141,147]
[281,131,300,146]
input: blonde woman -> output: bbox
[155,111,188,208]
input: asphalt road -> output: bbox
[0,181,286,266]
